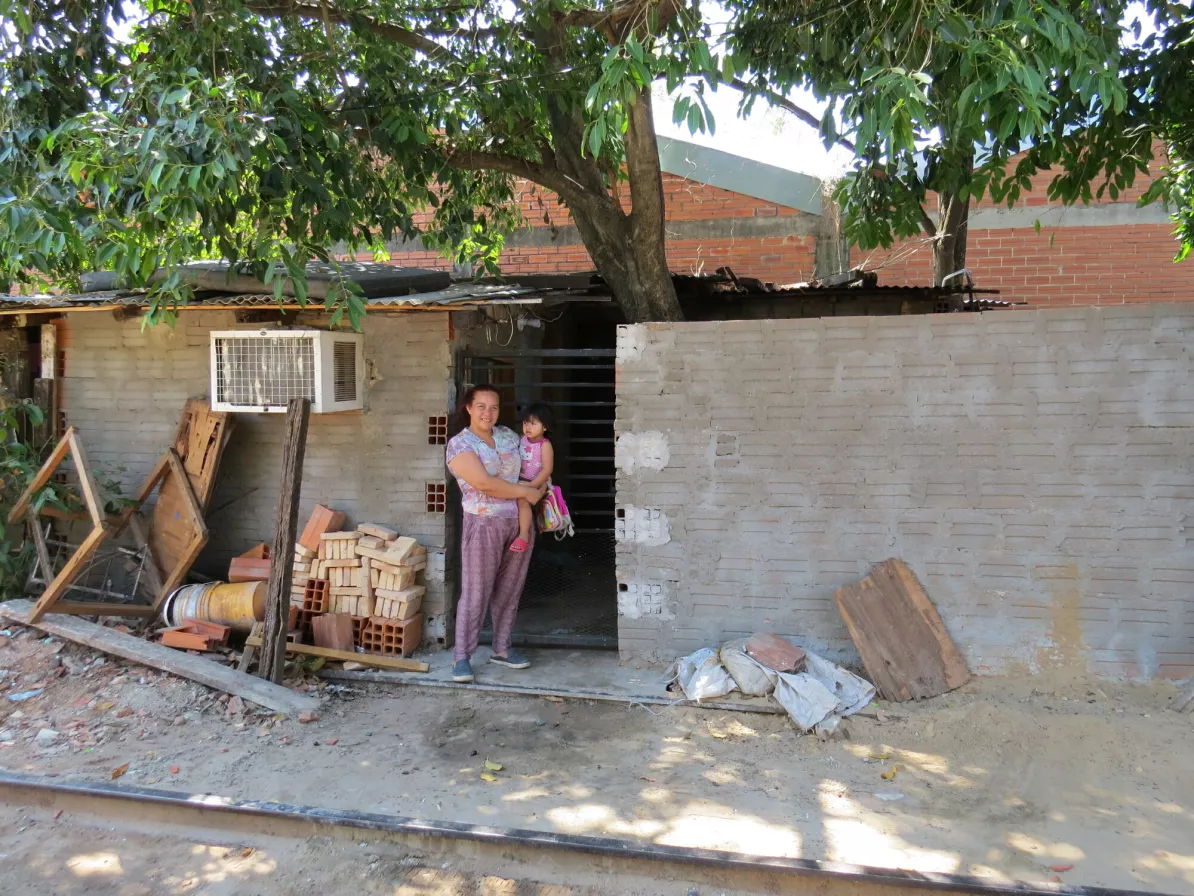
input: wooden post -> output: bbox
[40,324,57,380]
[258,398,310,685]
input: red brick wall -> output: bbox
[863,223,1184,308]
[865,146,1185,308]
[358,173,817,284]
[352,152,1184,310]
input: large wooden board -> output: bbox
[245,635,429,673]
[0,599,317,715]
[151,400,230,574]
[834,558,970,702]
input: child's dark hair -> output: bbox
[522,402,554,433]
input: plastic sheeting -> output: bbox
[668,639,877,732]
[668,647,737,701]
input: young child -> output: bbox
[511,402,555,553]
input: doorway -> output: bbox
[454,327,617,648]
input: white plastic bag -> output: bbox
[803,650,876,716]
[669,647,737,702]
[774,672,841,731]
[720,639,778,697]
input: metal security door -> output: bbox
[456,348,617,648]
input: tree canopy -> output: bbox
[723,0,1141,283]
[0,0,725,325]
[1,0,1185,327]
[1050,0,1194,261]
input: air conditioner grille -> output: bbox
[214,335,316,409]
[332,340,357,403]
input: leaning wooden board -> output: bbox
[151,400,231,575]
[833,558,970,702]
[0,599,318,715]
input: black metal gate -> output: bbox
[455,348,617,648]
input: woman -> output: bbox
[446,384,547,683]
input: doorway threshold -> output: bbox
[319,647,782,715]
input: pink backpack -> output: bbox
[535,483,575,539]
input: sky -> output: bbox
[651,0,1159,180]
[650,80,855,180]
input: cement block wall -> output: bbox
[614,305,1194,680]
[59,310,453,640]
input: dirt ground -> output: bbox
[2,622,1193,895]
[0,803,617,895]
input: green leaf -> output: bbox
[588,118,607,157]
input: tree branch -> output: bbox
[445,147,613,219]
[245,1,454,60]
[919,205,938,238]
[726,77,857,153]
[556,0,683,42]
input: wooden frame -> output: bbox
[119,447,209,612]
[7,428,111,624]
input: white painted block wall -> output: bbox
[60,310,452,640]
[615,306,1194,680]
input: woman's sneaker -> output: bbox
[488,650,531,669]
[451,659,474,682]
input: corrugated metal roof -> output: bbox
[0,282,553,312]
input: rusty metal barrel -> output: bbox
[163,582,265,633]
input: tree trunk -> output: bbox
[620,88,683,323]
[547,89,683,324]
[933,190,971,286]
[532,21,683,324]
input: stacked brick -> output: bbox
[286,505,425,657]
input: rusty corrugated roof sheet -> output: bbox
[0,282,555,312]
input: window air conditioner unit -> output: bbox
[210,330,364,413]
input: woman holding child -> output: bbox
[445,384,553,683]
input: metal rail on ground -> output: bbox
[0,771,1174,896]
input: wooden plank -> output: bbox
[834,558,970,702]
[245,635,428,673]
[52,602,156,617]
[1,598,318,714]
[171,399,232,509]
[26,510,54,585]
[67,429,106,529]
[260,398,310,685]
[27,527,108,624]
[7,429,74,524]
[151,402,230,575]
[40,324,57,380]
[165,448,205,536]
[128,451,171,509]
[237,621,264,673]
[150,450,209,613]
